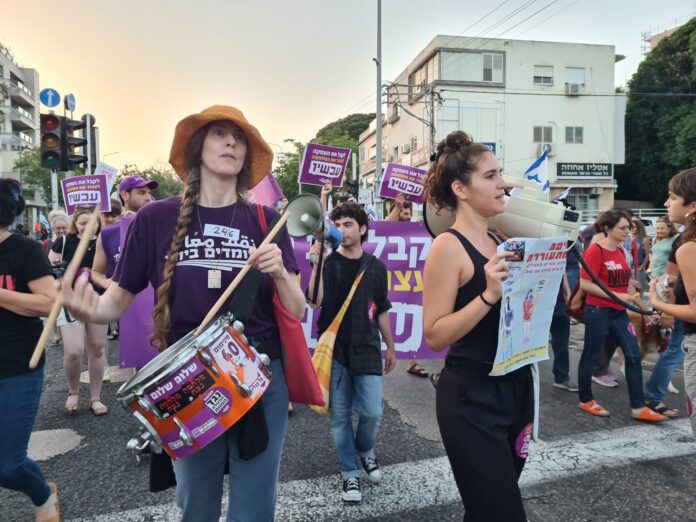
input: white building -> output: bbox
[358,35,626,211]
[0,43,44,226]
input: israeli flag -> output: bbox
[552,186,573,202]
[524,149,550,192]
[38,213,49,227]
[364,203,377,221]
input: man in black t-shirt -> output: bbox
[308,201,396,503]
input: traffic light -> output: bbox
[62,118,87,170]
[40,114,63,169]
[346,179,359,198]
[82,114,97,174]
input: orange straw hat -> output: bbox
[168,105,273,189]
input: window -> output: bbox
[565,126,583,144]
[533,126,553,143]
[407,54,438,101]
[410,136,418,151]
[533,65,553,85]
[391,146,399,161]
[359,147,366,163]
[440,51,504,84]
[565,67,585,85]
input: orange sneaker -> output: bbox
[631,407,668,423]
[579,400,610,417]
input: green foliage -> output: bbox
[618,17,696,204]
[273,113,374,201]
[113,163,184,200]
[13,148,65,207]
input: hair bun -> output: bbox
[443,131,473,154]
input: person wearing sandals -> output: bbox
[0,179,60,522]
[59,105,304,521]
[577,209,666,422]
[48,206,109,416]
[649,168,696,434]
[422,131,531,521]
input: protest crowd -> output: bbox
[2,107,696,522]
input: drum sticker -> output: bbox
[160,409,226,460]
[515,423,533,460]
[147,359,216,417]
[204,387,232,417]
[206,331,270,400]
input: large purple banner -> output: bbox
[378,163,428,205]
[298,143,351,187]
[293,221,443,360]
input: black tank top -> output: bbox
[674,274,696,334]
[446,229,501,369]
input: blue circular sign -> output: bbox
[64,93,76,112]
[39,88,61,108]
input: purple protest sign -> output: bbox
[298,143,351,187]
[60,174,111,215]
[379,163,427,204]
[117,213,159,368]
[293,221,443,360]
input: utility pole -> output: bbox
[429,85,436,158]
[374,0,383,218]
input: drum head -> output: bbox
[423,202,455,238]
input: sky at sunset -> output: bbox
[2,0,693,171]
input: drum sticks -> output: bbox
[29,206,101,369]
[195,211,291,336]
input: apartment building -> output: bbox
[0,43,44,224]
[358,35,626,211]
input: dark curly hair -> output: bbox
[0,179,25,228]
[668,167,696,244]
[330,201,368,243]
[423,131,492,210]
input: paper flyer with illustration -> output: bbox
[491,236,568,376]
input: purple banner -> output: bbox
[293,221,442,360]
[298,143,351,187]
[379,163,427,204]
[60,174,111,215]
[118,213,159,368]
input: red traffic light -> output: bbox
[41,114,61,132]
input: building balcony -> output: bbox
[5,80,34,107]
[8,106,35,131]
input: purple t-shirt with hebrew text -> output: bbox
[113,197,298,348]
[100,222,121,278]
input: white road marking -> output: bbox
[29,429,84,462]
[67,420,696,521]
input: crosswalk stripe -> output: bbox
[68,420,696,521]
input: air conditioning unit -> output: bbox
[537,142,555,156]
[402,143,411,154]
[565,83,582,96]
[590,187,604,195]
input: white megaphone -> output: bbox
[423,176,580,241]
[284,194,343,250]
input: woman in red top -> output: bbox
[577,209,666,421]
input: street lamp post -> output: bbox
[102,151,119,162]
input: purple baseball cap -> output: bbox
[118,175,159,194]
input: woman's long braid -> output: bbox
[151,169,201,351]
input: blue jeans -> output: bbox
[0,367,51,506]
[645,320,685,404]
[566,267,580,294]
[578,306,645,408]
[172,360,288,522]
[549,301,571,383]
[330,360,383,479]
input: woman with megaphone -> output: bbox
[422,130,531,521]
[58,106,305,521]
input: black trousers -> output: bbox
[436,360,534,522]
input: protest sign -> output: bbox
[298,143,351,187]
[293,221,438,360]
[61,174,111,215]
[378,163,428,204]
[491,236,568,376]
[93,162,119,195]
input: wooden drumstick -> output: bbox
[195,211,291,336]
[29,206,101,369]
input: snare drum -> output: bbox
[116,313,271,460]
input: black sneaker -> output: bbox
[360,455,381,484]
[342,477,361,502]
[553,379,579,392]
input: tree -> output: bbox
[617,17,696,204]
[113,163,184,200]
[14,148,65,207]
[273,113,375,201]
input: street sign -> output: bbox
[64,93,76,112]
[39,88,61,108]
